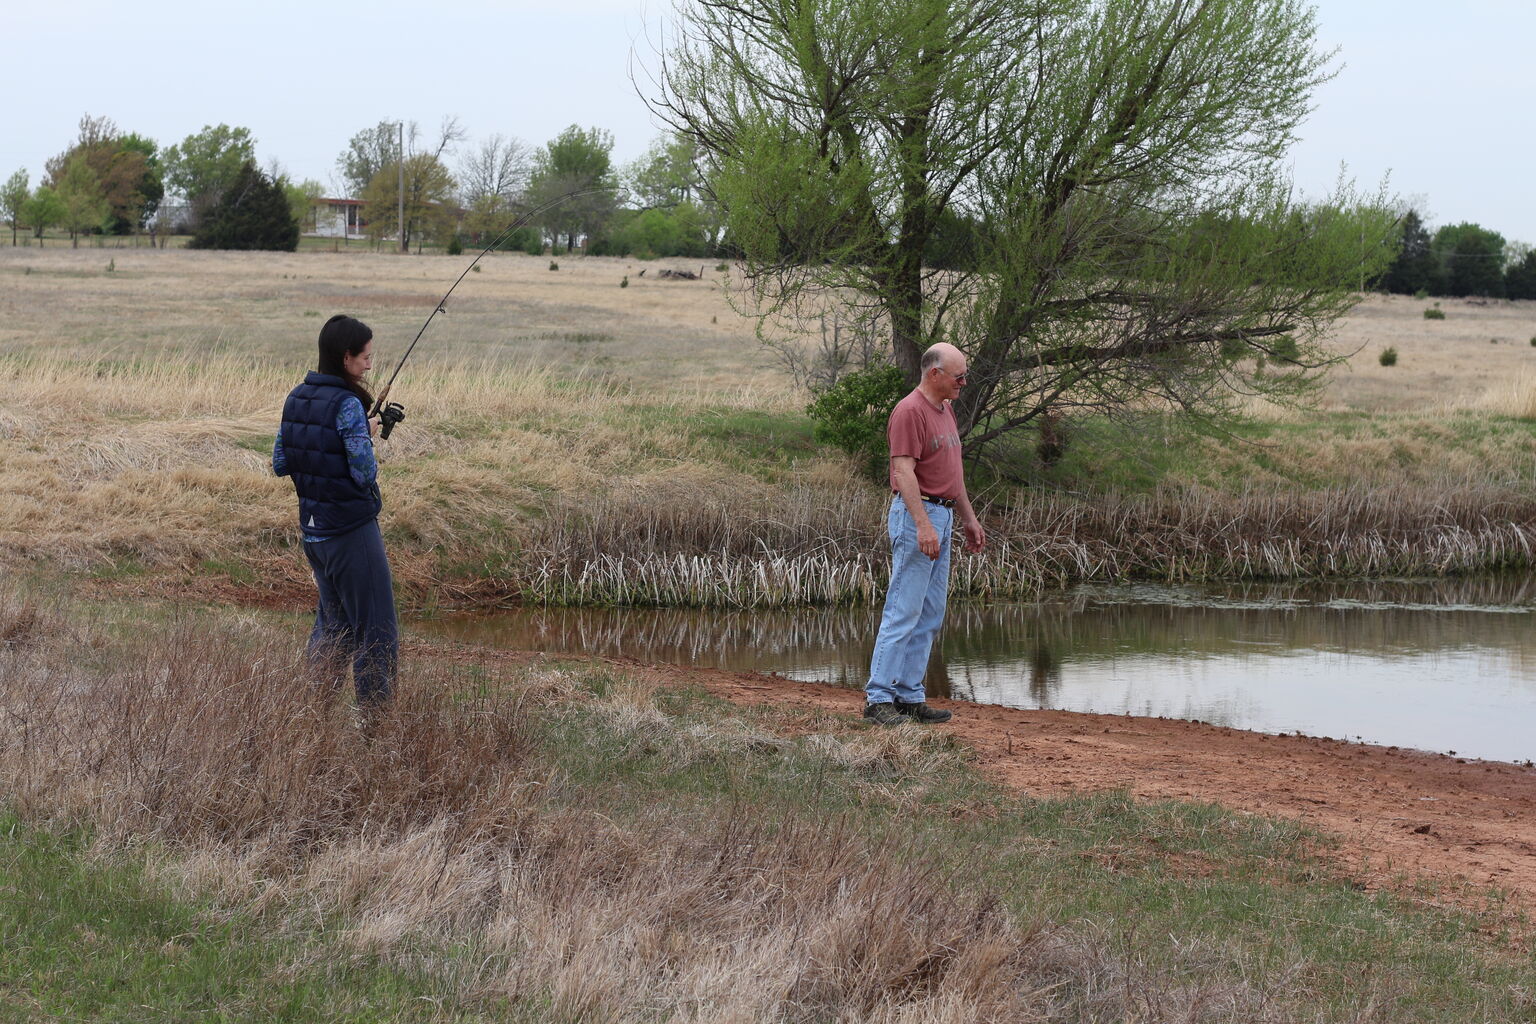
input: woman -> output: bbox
[273,314,397,706]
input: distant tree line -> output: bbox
[3,112,731,256]
[1378,211,1536,300]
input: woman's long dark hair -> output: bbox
[317,314,375,410]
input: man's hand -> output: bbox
[962,516,986,553]
[916,519,941,559]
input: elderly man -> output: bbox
[864,342,986,726]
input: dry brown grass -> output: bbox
[0,591,1310,1022]
[5,247,1536,603]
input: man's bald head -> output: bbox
[920,343,964,374]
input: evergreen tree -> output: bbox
[1381,210,1438,295]
[1506,248,1536,301]
[189,162,299,251]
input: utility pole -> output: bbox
[397,122,407,254]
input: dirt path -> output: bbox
[624,659,1536,911]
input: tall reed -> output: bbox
[508,484,1536,607]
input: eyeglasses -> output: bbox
[934,367,969,384]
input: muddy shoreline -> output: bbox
[605,656,1536,917]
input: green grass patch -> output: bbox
[0,813,496,1023]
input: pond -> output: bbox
[419,576,1536,764]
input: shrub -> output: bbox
[715,262,728,272]
[1530,337,1536,347]
[1379,347,1398,366]
[549,260,559,271]
[445,235,464,256]
[189,162,298,252]
[806,365,908,476]
[1413,288,1429,300]
[1423,307,1445,320]
[620,276,629,288]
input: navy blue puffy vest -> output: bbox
[279,372,382,537]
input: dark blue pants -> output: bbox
[303,519,398,705]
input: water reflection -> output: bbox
[420,577,1536,763]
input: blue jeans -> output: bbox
[303,519,398,705]
[867,497,952,705]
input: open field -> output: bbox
[4,246,1536,604]
[7,252,1536,1019]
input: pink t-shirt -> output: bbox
[887,389,963,499]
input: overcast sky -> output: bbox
[3,0,1531,243]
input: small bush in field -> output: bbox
[715,262,728,272]
[1379,347,1398,366]
[445,235,464,256]
[1423,307,1445,320]
[1529,336,1535,347]
[549,261,559,271]
[620,276,629,288]
[1414,288,1429,300]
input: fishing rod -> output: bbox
[368,184,626,438]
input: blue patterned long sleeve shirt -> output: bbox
[272,395,377,543]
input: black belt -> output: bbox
[919,493,955,508]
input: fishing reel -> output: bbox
[378,402,406,440]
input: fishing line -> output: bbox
[369,184,626,435]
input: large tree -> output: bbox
[54,155,110,247]
[337,118,464,251]
[43,115,160,237]
[1431,222,1506,298]
[457,133,531,239]
[652,0,1396,456]
[527,125,619,252]
[162,124,257,228]
[1,169,27,246]
[22,186,65,244]
[360,153,457,251]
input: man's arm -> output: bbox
[955,485,986,553]
[890,456,941,559]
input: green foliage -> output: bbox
[620,275,629,288]
[1381,210,1437,296]
[528,124,619,253]
[1505,248,1536,300]
[549,260,559,271]
[1379,347,1398,366]
[54,155,110,247]
[279,176,326,234]
[21,186,64,241]
[1,168,28,245]
[1432,222,1506,298]
[805,365,907,474]
[360,153,457,250]
[601,204,714,258]
[162,124,257,223]
[44,117,161,236]
[1423,307,1445,320]
[336,120,400,198]
[189,162,299,251]
[445,234,464,256]
[657,0,1397,457]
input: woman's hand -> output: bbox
[368,416,381,438]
